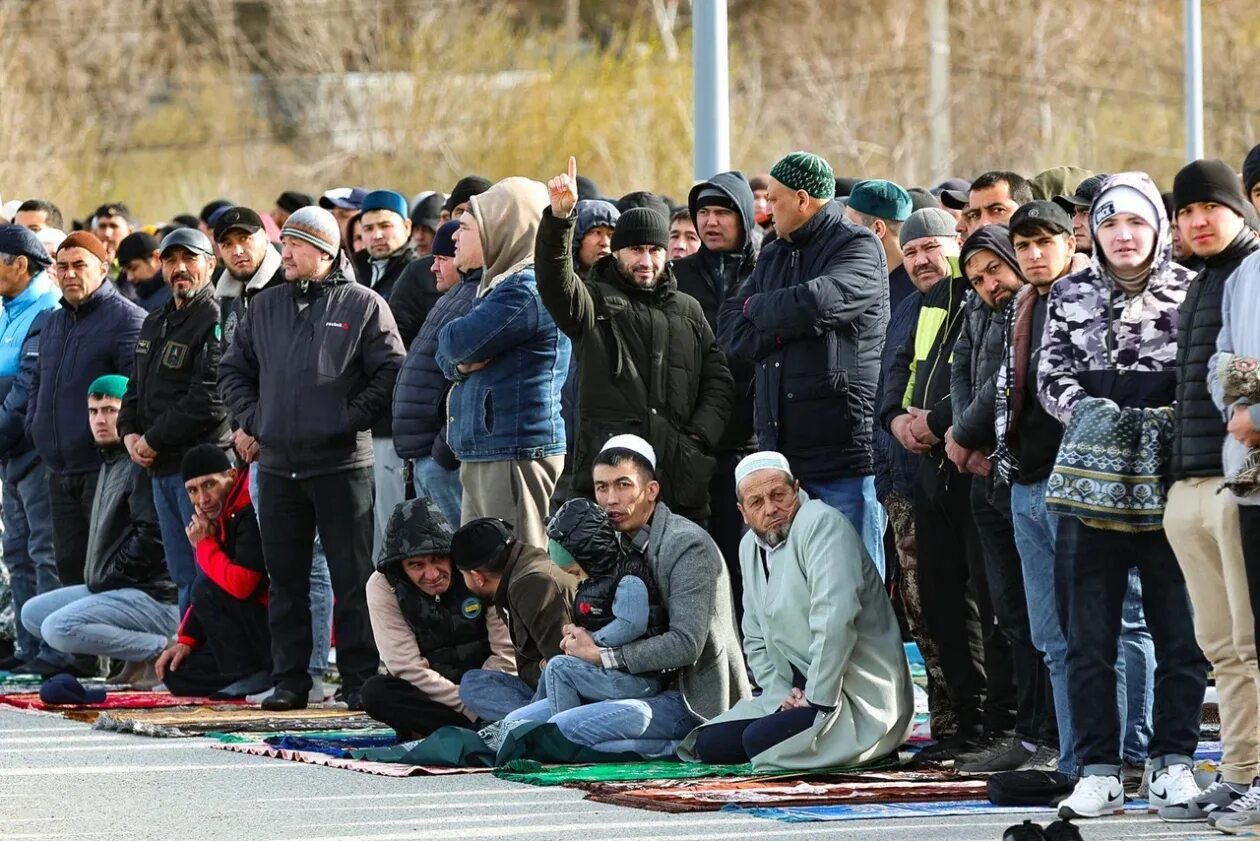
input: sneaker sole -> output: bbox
[1058,805,1126,820]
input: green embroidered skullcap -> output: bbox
[770,151,836,200]
[87,374,128,399]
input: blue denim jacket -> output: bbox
[436,266,571,462]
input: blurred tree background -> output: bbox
[1,0,1257,222]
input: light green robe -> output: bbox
[679,493,913,770]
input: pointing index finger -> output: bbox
[568,156,577,183]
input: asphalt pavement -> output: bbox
[0,708,1217,841]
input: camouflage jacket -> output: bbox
[1037,172,1193,426]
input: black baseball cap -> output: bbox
[213,206,264,243]
[1009,201,1074,238]
[158,227,215,259]
[1052,173,1109,214]
[938,189,969,210]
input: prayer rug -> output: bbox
[0,690,245,713]
[92,706,375,737]
[736,799,1153,822]
[212,742,492,777]
[580,770,988,813]
[492,754,901,787]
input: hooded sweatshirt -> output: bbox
[468,177,549,296]
[1038,172,1193,426]
[673,171,759,451]
[1028,166,1094,202]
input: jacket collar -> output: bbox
[493,541,527,610]
[63,278,119,314]
[780,200,841,247]
[160,283,214,322]
[217,466,252,528]
[592,255,677,302]
[1204,228,1260,269]
[3,269,55,311]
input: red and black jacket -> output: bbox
[176,468,267,648]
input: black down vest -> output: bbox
[388,568,491,683]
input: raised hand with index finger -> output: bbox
[547,156,579,218]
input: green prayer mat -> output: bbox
[492,754,900,786]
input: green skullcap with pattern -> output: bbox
[770,151,836,200]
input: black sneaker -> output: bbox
[915,732,980,763]
[958,738,1035,773]
[260,688,307,711]
[1002,819,1046,841]
[1042,818,1084,841]
[0,654,26,671]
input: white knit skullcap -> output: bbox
[600,434,656,470]
[734,451,794,487]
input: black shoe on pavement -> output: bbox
[13,655,99,679]
[915,732,980,764]
[958,737,1036,773]
[0,655,26,671]
[1042,819,1083,841]
[260,688,307,711]
[1002,820,1046,841]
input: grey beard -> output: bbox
[757,523,791,548]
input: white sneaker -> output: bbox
[1058,774,1126,819]
[1147,763,1201,813]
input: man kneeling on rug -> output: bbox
[360,498,517,740]
[21,376,178,687]
[679,452,914,770]
[154,445,272,698]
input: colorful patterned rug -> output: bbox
[92,706,375,737]
[212,741,493,777]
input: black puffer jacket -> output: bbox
[672,171,758,451]
[392,270,481,461]
[84,446,175,602]
[354,243,418,309]
[388,256,444,350]
[949,290,1009,451]
[377,498,490,683]
[535,209,735,522]
[1170,229,1260,478]
[718,200,888,480]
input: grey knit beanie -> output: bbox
[281,206,341,257]
[900,207,958,247]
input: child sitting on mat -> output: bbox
[539,498,669,714]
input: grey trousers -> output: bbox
[460,456,564,549]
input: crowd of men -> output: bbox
[2,141,1260,829]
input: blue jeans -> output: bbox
[414,456,463,528]
[1,463,59,662]
[250,463,332,677]
[21,584,178,662]
[541,654,662,715]
[800,475,886,579]
[505,689,698,757]
[152,472,197,615]
[459,668,537,722]
[1012,479,1155,774]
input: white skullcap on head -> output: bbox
[734,451,794,487]
[600,434,657,470]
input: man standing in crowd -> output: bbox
[91,203,133,269]
[119,227,229,615]
[219,205,405,711]
[318,187,367,241]
[213,206,285,347]
[362,498,517,739]
[720,151,888,576]
[30,232,144,586]
[572,200,620,277]
[1053,173,1107,258]
[671,170,757,602]
[393,220,480,526]
[537,158,733,526]
[844,179,915,310]
[948,224,1046,773]
[876,207,962,745]
[436,177,570,548]
[455,516,574,722]
[13,200,62,235]
[0,226,61,672]
[960,172,1032,231]
[115,232,172,313]
[353,189,419,554]
[271,191,312,230]
[880,207,1013,762]
[1208,153,1260,834]
[1158,160,1260,821]
[668,209,701,261]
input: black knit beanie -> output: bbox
[180,444,233,482]
[451,518,514,572]
[1243,145,1260,199]
[611,207,670,252]
[960,223,1021,280]
[1173,159,1248,219]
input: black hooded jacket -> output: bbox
[376,499,490,684]
[672,171,759,451]
[1171,227,1260,478]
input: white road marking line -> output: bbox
[0,742,208,753]
[224,798,583,814]
[0,762,311,776]
[255,788,535,802]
